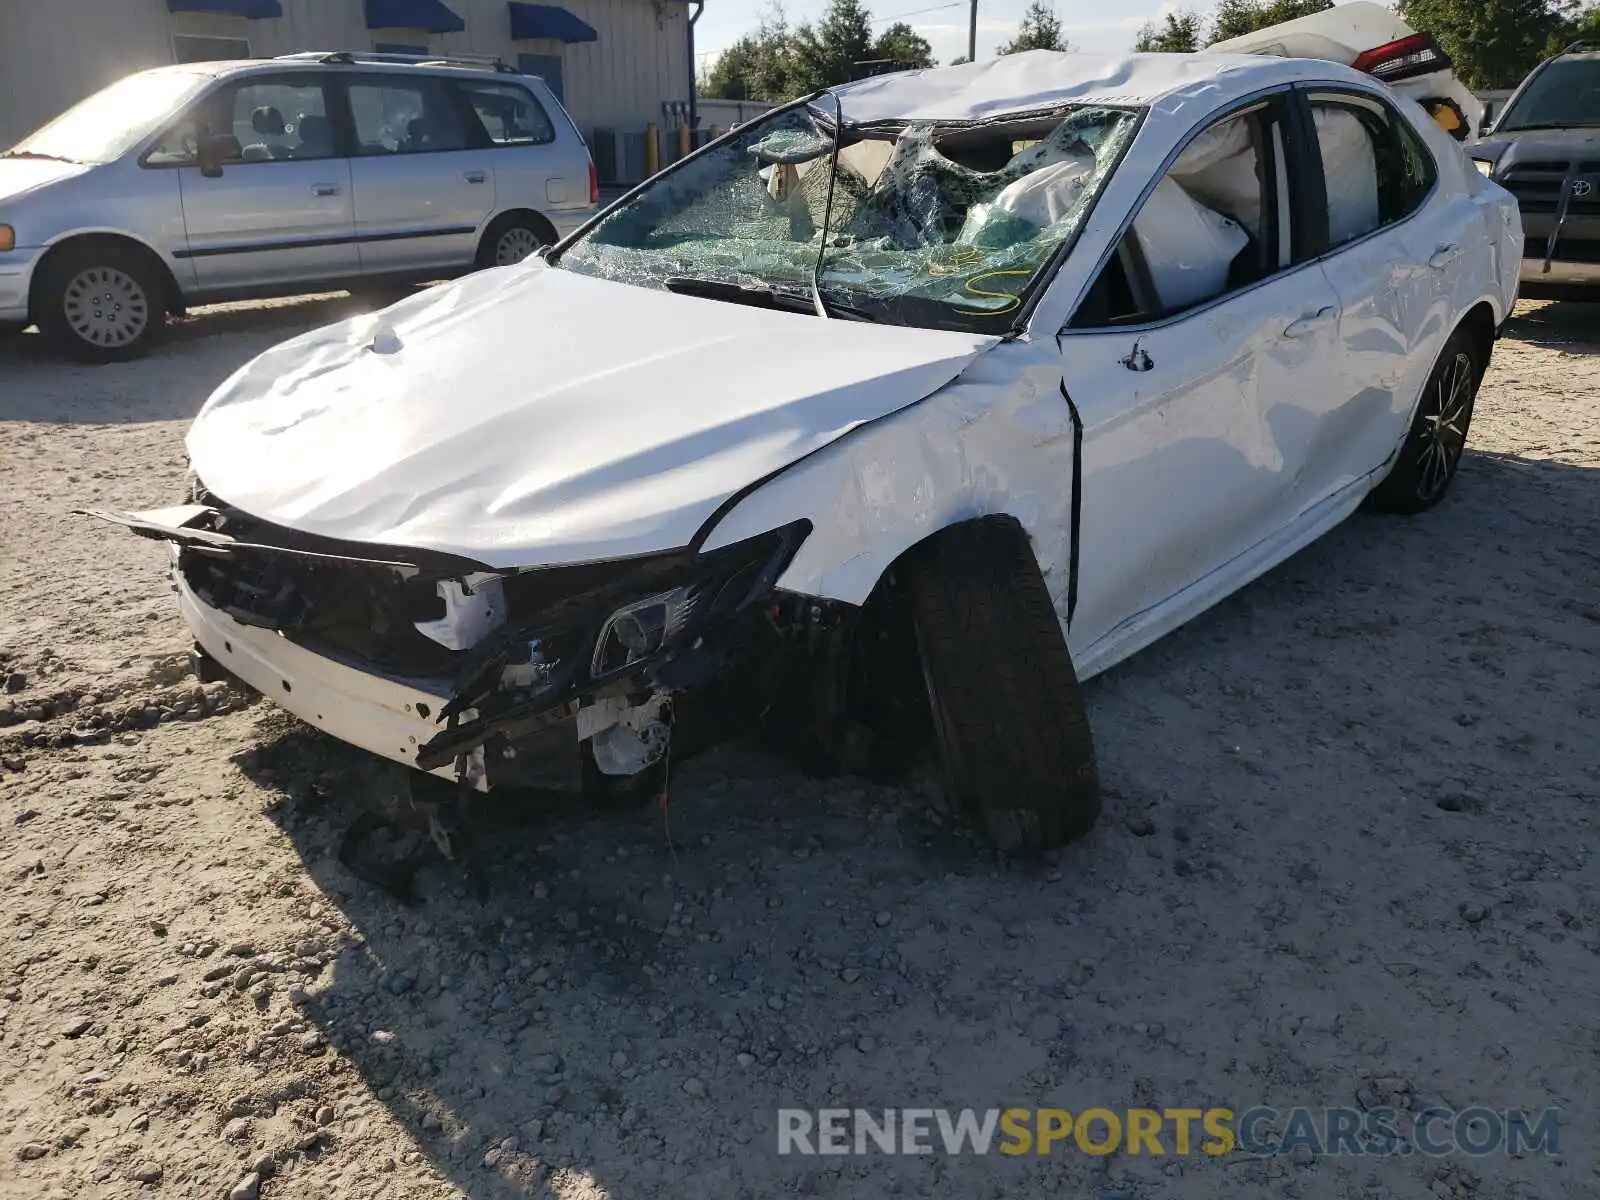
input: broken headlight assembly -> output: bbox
[586,519,811,684]
[592,587,696,676]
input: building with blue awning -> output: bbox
[1,0,697,177]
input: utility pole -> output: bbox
[967,0,978,61]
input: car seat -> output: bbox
[294,113,334,159]
[242,105,286,162]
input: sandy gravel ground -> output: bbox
[1,297,1597,1200]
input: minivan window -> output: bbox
[1496,58,1600,130]
[349,78,474,155]
[198,79,337,164]
[459,82,555,146]
[7,69,210,164]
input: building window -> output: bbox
[517,53,564,103]
[173,34,253,63]
[374,41,429,54]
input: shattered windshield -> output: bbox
[555,100,1141,333]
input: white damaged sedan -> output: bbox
[91,50,1522,855]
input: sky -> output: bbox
[693,0,1189,73]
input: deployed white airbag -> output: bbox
[988,155,1096,227]
[1313,106,1379,245]
[1130,177,1250,311]
[1169,117,1262,236]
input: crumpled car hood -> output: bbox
[188,265,997,569]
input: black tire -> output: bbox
[901,516,1101,855]
[476,214,552,270]
[36,242,165,363]
[1365,325,1482,514]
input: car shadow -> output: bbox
[223,448,1600,1198]
[1501,297,1600,353]
[0,292,379,425]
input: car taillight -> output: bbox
[588,159,599,206]
[1351,33,1453,84]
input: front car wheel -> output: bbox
[901,516,1102,855]
[37,245,165,363]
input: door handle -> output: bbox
[1428,243,1462,270]
[463,170,487,184]
[1283,306,1337,338]
[311,183,342,197]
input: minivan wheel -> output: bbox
[901,516,1102,855]
[478,215,549,269]
[37,244,164,362]
[1365,325,1481,514]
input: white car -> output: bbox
[92,50,1523,856]
[1209,1,1486,143]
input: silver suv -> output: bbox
[0,51,598,361]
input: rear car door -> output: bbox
[344,72,497,277]
[1059,95,1344,655]
[1299,87,1472,491]
[174,73,358,292]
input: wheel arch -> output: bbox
[28,232,185,323]
[477,208,559,258]
[1458,298,1497,373]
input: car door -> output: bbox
[1058,96,1344,657]
[1300,88,1472,492]
[175,73,358,292]
[344,72,497,278]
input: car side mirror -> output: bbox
[198,133,240,178]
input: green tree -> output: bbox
[1569,1,1600,39]
[1135,10,1203,51]
[1397,0,1582,88]
[1208,0,1332,44]
[791,0,877,91]
[701,6,799,100]
[999,1,1070,53]
[872,21,936,70]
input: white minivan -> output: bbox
[0,51,597,360]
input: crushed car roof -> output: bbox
[824,48,1357,124]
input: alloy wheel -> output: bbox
[61,266,150,349]
[1416,351,1474,503]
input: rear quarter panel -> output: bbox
[490,78,592,222]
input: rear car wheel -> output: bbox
[1366,325,1481,514]
[477,215,550,269]
[901,516,1101,855]
[36,243,165,362]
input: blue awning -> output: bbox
[363,0,466,33]
[508,2,598,44]
[167,0,283,17]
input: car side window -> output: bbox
[348,77,476,156]
[1307,95,1437,248]
[172,78,338,165]
[458,82,555,147]
[145,117,201,167]
[1069,105,1283,328]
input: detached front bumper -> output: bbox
[175,569,483,788]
